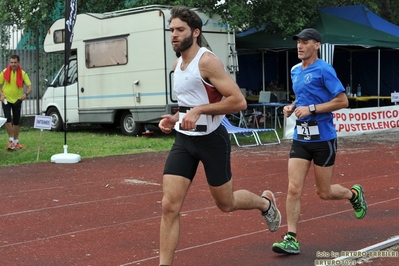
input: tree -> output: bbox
[0,0,127,98]
[1,0,398,49]
[0,0,126,50]
[127,0,399,37]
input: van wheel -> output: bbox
[47,107,63,131]
[120,111,142,136]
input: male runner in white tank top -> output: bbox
[157,6,281,266]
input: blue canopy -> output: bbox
[235,5,399,101]
[320,5,399,37]
[236,9,399,50]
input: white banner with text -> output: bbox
[284,105,399,139]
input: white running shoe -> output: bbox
[261,190,281,232]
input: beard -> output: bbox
[173,33,194,53]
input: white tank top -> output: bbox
[173,47,224,136]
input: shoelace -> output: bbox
[353,202,362,210]
[351,197,362,210]
[265,206,275,221]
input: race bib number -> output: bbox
[178,107,207,132]
[296,120,320,140]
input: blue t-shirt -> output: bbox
[291,59,345,142]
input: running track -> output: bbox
[1,133,398,265]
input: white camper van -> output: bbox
[42,5,238,135]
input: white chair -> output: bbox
[258,91,271,103]
[228,88,248,128]
[249,91,271,127]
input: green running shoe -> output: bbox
[350,184,367,219]
[272,234,300,254]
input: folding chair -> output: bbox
[247,91,271,128]
[254,91,283,128]
[227,111,248,128]
[221,117,280,147]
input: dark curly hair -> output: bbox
[169,6,202,45]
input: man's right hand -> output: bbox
[283,104,295,118]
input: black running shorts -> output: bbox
[163,125,232,187]
[289,139,337,167]
[2,99,22,125]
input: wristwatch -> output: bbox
[309,104,316,115]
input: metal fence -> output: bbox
[1,23,63,118]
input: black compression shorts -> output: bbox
[289,139,337,167]
[2,99,22,125]
[163,125,232,187]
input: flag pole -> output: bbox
[51,0,81,164]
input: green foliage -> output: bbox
[80,0,126,13]
[126,0,399,36]
[1,0,398,44]
[0,0,126,53]
[0,0,129,86]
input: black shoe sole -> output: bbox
[272,246,300,255]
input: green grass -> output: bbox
[0,124,175,166]
[231,128,283,147]
[0,124,283,167]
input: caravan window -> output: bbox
[53,58,78,86]
[85,36,128,68]
[53,30,65,43]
